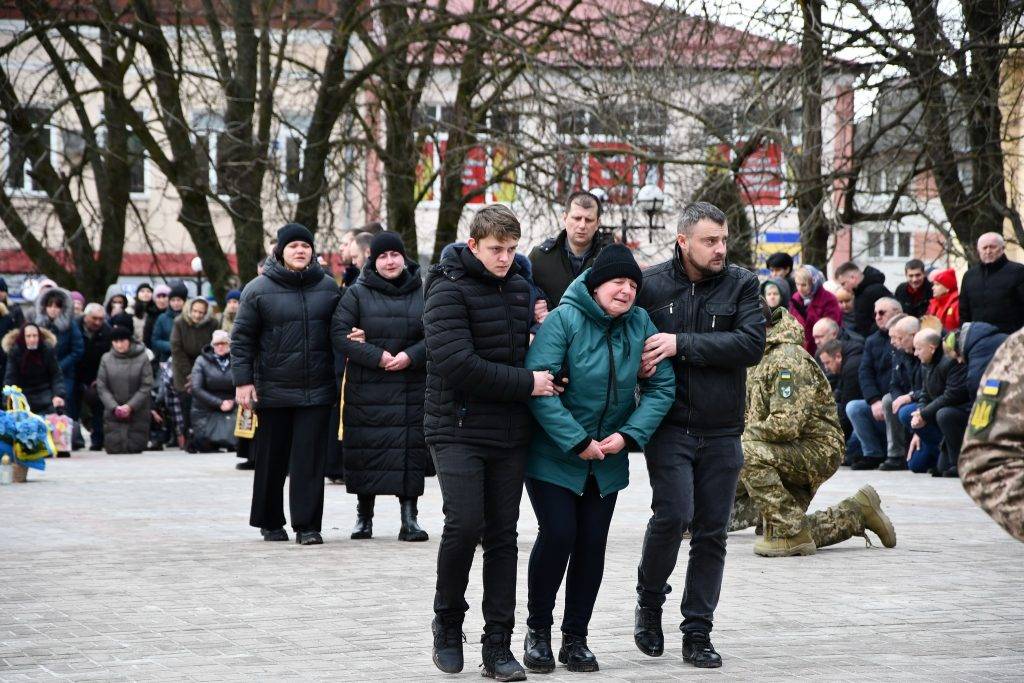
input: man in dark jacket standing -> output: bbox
[835,262,893,337]
[232,223,341,546]
[893,259,933,319]
[424,205,560,681]
[528,191,606,313]
[632,202,765,669]
[960,232,1024,334]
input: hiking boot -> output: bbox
[845,485,896,548]
[431,617,466,674]
[559,633,599,672]
[682,631,722,668]
[754,527,816,557]
[878,457,907,471]
[351,495,374,539]
[523,626,554,673]
[851,457,883,470]
[633,605,664,657]
[260,527,288,542]
[481,632,526,681]
[398,498,429,542]
[295,531,323,545]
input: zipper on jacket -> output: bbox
[300,286,310,404]
[712,315,716,330]
[498,284,517,443]
[685,281,696,434]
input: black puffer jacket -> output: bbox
[637,247,765,437]
[852,266,892,337]
[333,262,427,497]
[190,346,236,448]
[915,350,969,424]
[423,245,534,448]
[960,255,1024,334]
[230,255,341,407]
[2,328,65,413]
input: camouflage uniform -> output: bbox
[733,309,863,547]
[960,329,1024,543]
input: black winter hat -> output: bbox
[110,325,132,341]
[0,277,8,293]
[168,281,188,301]
[136,282,153,295]
[369,231,407,264]
[274,223,315,258]
[585,244,643,292]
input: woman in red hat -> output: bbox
[926,268,960,331]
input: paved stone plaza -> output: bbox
[1,450,1022,681]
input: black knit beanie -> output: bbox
[585,244,643,291]
[110,326,132,342]
[274,223,315,258]
[370,231,407,264]
[168,281,189,301]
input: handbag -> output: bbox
[197,409,238,449]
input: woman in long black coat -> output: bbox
[333,232,428,542]
[2,323,65,414]
[231,223,342,546]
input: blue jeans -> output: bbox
[897,403,941,473]
[846,400,886,459]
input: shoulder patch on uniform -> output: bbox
[777,369,794,399]
[969,396,998,434]
[982,378,1002,397]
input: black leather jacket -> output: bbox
[637,248,766,436]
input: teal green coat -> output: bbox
[526,272,675,496]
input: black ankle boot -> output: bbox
[351,494,374,539]
[432,617,466,674]
[682,631,722,668]
[260,527,288,542]
[523,626,554,673]
[481,632,526,681]
[633,604,664,657]
[398,498,429,542]
[559,633,598,672]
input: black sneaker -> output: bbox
[633,605,664,657]
[878,457,907,471]
[260,527,288,542]
[432,618,466,674]
[558,633,598,672]
[295,531,323,545]
[481,632,527,681]
[523,626,554,673]
[851,457,883,470]
[682,631,722,669]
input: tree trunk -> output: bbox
[795,0,828,269]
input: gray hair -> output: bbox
[678,201,727,235]
[83,303,105,317]
[917,329,942,347]
[813,318,840,336]
[892,315,921,335]
[875,297,902,313]
[978,232,1005,247]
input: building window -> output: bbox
[5,107,52,192]
[867,230,911,258]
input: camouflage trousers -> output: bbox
[733,436,862,548]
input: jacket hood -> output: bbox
[1,326,57,354]
[766,308,805,349]
[112,341,147,360]
[33,286,75,333]
[441,240,533,281]
[560,269,638,328]
[761,277,791,306]
[262,252,326,289]
[181,297,215,328]
[427,243,521,292]
[962,321,1003,359]
[858,265,886,291]
[360,259,423,296]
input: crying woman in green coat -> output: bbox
[521,244,675,674]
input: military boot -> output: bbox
[480,632,527,681]
[845,485,896,548]
[753,527,816,557]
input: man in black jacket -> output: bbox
[910,329,969,476]
[424,205,560,680]
[76,304,113,450]
[836,262,893,337]
[960,232,1024,334]
[893,259,932,319]
[632,202,765,669]
[818,338,864,460]
[528,191,606,312]
[879,315,921,471]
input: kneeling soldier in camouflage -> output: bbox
[730,305,897,556]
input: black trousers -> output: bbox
[249,404,332,533]
[431,442,527,635]
[526,476,618,637]
[637,424,743,634]
[937,405,969,472]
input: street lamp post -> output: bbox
[190,256,204,297]
[596,183,668,245]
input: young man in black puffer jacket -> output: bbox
[424,205,561,681]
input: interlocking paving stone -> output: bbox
[1,449,1022,680]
